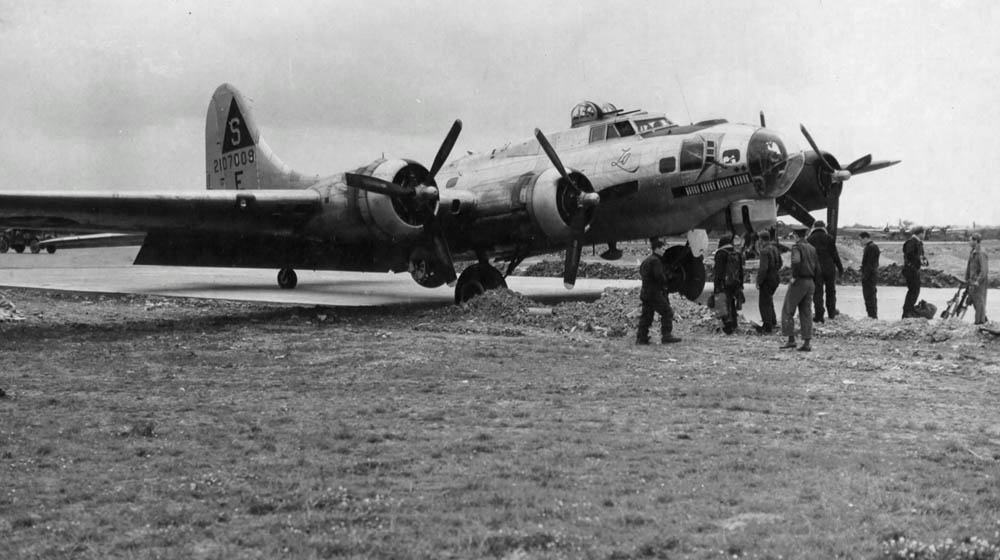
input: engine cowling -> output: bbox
[525,168,596,242]
[356,159,433,243]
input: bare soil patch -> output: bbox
[2,287,1000,559]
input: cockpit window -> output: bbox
[613,121,635,137]
[589,125,606,143]
[680,140,703,171]
[636,117,673,133]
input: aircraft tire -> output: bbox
[13,244,25,254]
[277,268,298,289]
[46,246,56,254]
[29,238,40,254]
[0,238,8,253]
[454,263,507,304]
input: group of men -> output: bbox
[636,224,990,350]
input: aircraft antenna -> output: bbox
[675,74,692,125]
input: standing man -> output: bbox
[860,231,880,319]
[902,225,928,318]
[755,231,782,333]
[713,234,744,335]
[781,227,820,352]
[636,237,681,345]
[965,232,989,325]
[807,220,844,322]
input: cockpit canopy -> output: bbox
[571,101,618,127]
[571,100,674,137]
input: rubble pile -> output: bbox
[839,264,966,288]
[525,259,984,288]
[419,287,993,343]
[521,261,638,280]
[0,292,24,322]
[812,313,984,342]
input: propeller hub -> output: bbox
[579,192,600,208]
[415,184,439,202]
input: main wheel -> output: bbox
[277,268,298,289]
[454,263,507,304]
[46,246,56,254]
[0,238,8,253]
[29,238,40,254]
[13,244,25,254]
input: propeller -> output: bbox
[796,124,899,240]
[345,119,463,284]
[534,128,600,289]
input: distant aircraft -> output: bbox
[0,84,891,303]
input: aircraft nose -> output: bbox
[747,129,805,198]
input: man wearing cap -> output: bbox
[859,231,880,319]
[781,227,820,351]
[807,220,844,322]
[965,232,989,325]
[902,226,928,318]
[755,231,781,333]
[636,237,681,345]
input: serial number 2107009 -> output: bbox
[213,148,255,173]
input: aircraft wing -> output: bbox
[0,190,323,234]
[37,233,147,250]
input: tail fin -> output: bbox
[205,84,319,190]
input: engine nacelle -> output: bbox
[525,168,595,242]
[356,158,431,243]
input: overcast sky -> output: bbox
[2,0,998,227]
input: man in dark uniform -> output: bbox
[755,231,781,333]
[902,225,928,318]
[806,220,844,322]
[636,237,681,345]
[781,227,820,352]
[859,231,880,319]
[713,234,744,335]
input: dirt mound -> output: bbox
[417,287,994,343]
[0,292,24,322]
[526,259,981,289]
[521,261,638,280]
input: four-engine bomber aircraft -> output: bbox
[0,84,896,303]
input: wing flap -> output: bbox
[0,190,323,234]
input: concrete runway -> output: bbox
[0,247,638,307]
[0,247,995,322]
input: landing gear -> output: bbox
[277,268,298,289]
[454,263,506,304]
[663,245,706,301]
[29,238,40,254]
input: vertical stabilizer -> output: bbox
[205,84,318,190]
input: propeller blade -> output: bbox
[850,159,900,175]
[430,230,457,285]
[563,211,588,288]
[759,111,766,128]
[826,188,841,241]
[799,124,837,173]
[345,173,414,197]
[845,154,873,174]
[426,119,463,182]
[777,195,817,228]
[534,128,575,189]
[563,236,584,289]
[422,213,457,285]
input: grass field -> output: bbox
[2,290,1000,559]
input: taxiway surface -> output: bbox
[1,247,996,323]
